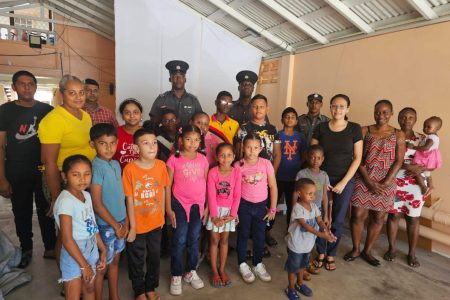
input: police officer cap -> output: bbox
[166,60,189,75]
[307,93,323,102]
[236,70,258,85]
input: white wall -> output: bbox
[115,0,262,120]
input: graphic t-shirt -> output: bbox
[286,202,321,254]
[236,157,274,203]
[235,121,277,162]
[275,130,306,181]
[122,160,169,234]
[54,190,99,240]
[207,166,241,218]
[166,153,209,221]
[92,156,126,225]
[0,101,53,167]
[113,126,139,169]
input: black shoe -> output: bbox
[18,250,32,269]
[361,252,380,267]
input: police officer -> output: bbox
[229,70,259,125]
[149,60,202,127]
[297,93,330,148]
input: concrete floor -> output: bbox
[1,196,450,300]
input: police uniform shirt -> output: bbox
[150,90,203,127]
[297,113,330,148]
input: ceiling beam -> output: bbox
[324,0,374,33]
[46,0,113,35]
[84,0,114,16]
[63,0,114,25]
[0,12,83,27]
[408,0,438,20]
[43,3,114,40]
[206,0,294,52]
[259,0,328,44]
[0,2,41,13]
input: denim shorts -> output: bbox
[59,236,98,282]
[98,221,126,264]
[285,248,310,273]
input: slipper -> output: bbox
[220,273,232,286]
[312,256,324,269]
[361,252,380,267]
[407,255,420,268]
[383,251,396,262]
[343,251,360,262]
[285,288,300,300]
[324,259,336,271]
[211,275,222,288]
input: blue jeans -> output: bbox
[98,220,126,264]
[316,176,355,257]
[170,198,202,276]
[59,236,98,282]
[237,199,267,266]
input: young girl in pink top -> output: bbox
[235,133,278,284]
[206,143,241,287]
[166,125,209,296]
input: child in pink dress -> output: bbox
[409,116,443,194]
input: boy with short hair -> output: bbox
[209,91,239,145]
[285,178,336,300]
[89,123,128,300]
[123,128,170,300]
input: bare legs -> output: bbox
[386,213,420,267]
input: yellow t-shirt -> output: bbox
[38,105,96,170]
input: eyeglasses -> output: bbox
[219,100,233,106]
[161,119,177,124]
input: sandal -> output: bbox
[312,256,324,268]
[211,275,222,288]
[324,258,336,271]
[383,251,396,262]
[343,251,360,262]
[220,273,232,286]
[361,252,380,267]
[307,264,320,275]
[407,255,420,268]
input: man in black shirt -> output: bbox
[0,70,56,268]
[149,60,203,128]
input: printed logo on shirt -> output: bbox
[134,175,162,214]
[181,161,204,181]
[15,116,38,142]
[242,172,264,185]
[217,181,231,196]
[283,140,298,161]
[118,142,138,164]
[300,218,316,233]
[81,205,98,236]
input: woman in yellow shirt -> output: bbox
[38,75,96,216]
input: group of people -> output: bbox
[0,61,442,300]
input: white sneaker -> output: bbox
[253,263,271,282]
[170,276,182,296]
[239,262,255,283]
[183,270,204,289]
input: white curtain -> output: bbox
[115,0,263,120]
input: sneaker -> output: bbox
[253,263,271,282]
[295,283,313,297]
[170,276,182,296]
[239,262,255,283]
[285,288,301,300]
[183,270,204,289]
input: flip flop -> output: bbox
[220,273,232,287]
[312,256,324,268]
[211,275,222,288]
[343,251,360,262]
[361,252,380,267]
[383,251,396,262]
[407,255,420,268]
[324,258,336,271]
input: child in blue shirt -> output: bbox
[273,107,306,228]
[89,123,128,300]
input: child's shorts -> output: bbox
[59,236,98,282]
[285,248,310,273]
[206,206,236,233]
[98,221,126,264]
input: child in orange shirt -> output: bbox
[122,128,170,300]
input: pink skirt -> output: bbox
[412,149,442,169]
